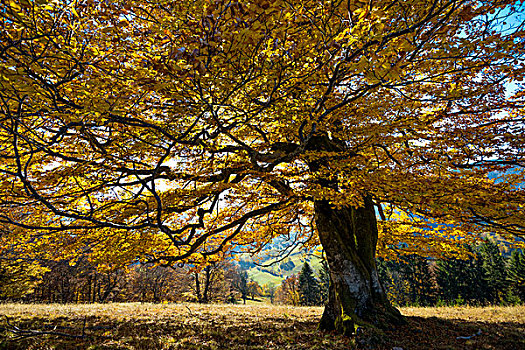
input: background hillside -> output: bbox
[236,245,324,286]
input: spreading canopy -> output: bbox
[1,0,524,268]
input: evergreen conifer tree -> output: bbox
[466,249,488,303]
[376,257,410,306]
[436,258,466,304]
[507,250,525,302]
[298,262,320,306]
[436,245,486,305]
[478,240,507,304]
[318,260,330,305]
[398,255,435,306]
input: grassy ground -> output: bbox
[0,303,523,349]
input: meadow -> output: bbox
[0,303,523,349]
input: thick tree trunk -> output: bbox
[315,196,404,336]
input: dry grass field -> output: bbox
[0,303,523,349]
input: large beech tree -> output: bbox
[1,0,525,335]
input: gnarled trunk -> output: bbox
[315,196,404,335]
[302,134,404,335]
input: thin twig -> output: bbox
[1,316,87,341]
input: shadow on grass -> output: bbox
[384,316,525,350]
[0,314,523,349]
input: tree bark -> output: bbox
[302,134,404,335]
[203,266,211,303]
[315,196,405,336]
[194,272,202,303]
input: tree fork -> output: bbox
[315,196,405,336]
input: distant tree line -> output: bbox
[377,240,525,306]
[2,240,523,307]
[274,262,329,306]
[0,257,264,304]
[273,240,525,307]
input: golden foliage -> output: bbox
[0,0,524,267]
